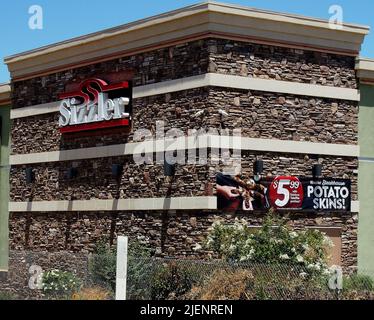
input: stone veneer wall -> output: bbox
[10,156,211,201]
[11,88,357,155]
[11,39,210,108]
[9,152,358,202]
[8,211,357,272]
[208,39,357,88]
[8,150,359,272]
[11,38,357,109]
[208,88,358,145]
[8,37,359,272]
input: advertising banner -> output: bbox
[217,173,351,212]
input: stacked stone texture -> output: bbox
[8,37,359,272]
[11,38,357,110]
[9,152,358,202]
[11,88,357,155]
[10,157,210,201]
[207,38,357,88]
[12,40,210,108]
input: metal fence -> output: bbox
[1,251,374,300]
[126,257,374,300]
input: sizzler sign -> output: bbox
[59,78,132,134]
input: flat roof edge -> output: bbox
[4,1,370,64]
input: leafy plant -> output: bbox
[89,239,117,292]
[204,212,332,277]
[42,269,81,299]
[89,238,152,295]
[0,291,16,300]
[127,242,152,300]
[151,262,195,300]
[343,274,374,292]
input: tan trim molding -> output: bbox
[351,201,360,213]
[9,136,359,166]
[0,84,10,106]
[356,57,374,83]
[8,196,218,212]
[10,73,360,119]
[8,32,361,83]
[8,198,359,213]
[207,74,359,101]
[212,136,360,157]
[5,2,368,81]
[11,101,59,119]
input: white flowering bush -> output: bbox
[42,269,82,298]
[205,213,333,277]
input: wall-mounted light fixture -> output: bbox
[164,161,176,177]
[67,167,78,180]
[164,150,177,178]
[312,164,322,178]
[253,159,264,182]
[112,164,123,178]
[26,167,35,184]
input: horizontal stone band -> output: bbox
[8,198,359,213]
[9,197,218,212]
[9,136,359,166]
[10,73,360,119]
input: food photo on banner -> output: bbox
[216,172,351,212]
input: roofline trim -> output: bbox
[5,1,369,80]
[5,1,370,63]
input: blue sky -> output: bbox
[1,0,373,83]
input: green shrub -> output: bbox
[89,240,117,292]
[89,238,152,295]
[127,242,152,300]
[42,269,81,299]
[151,262,195,300]
[0,291,16,300]
[205,212,332,277]
[343,274,374,292]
